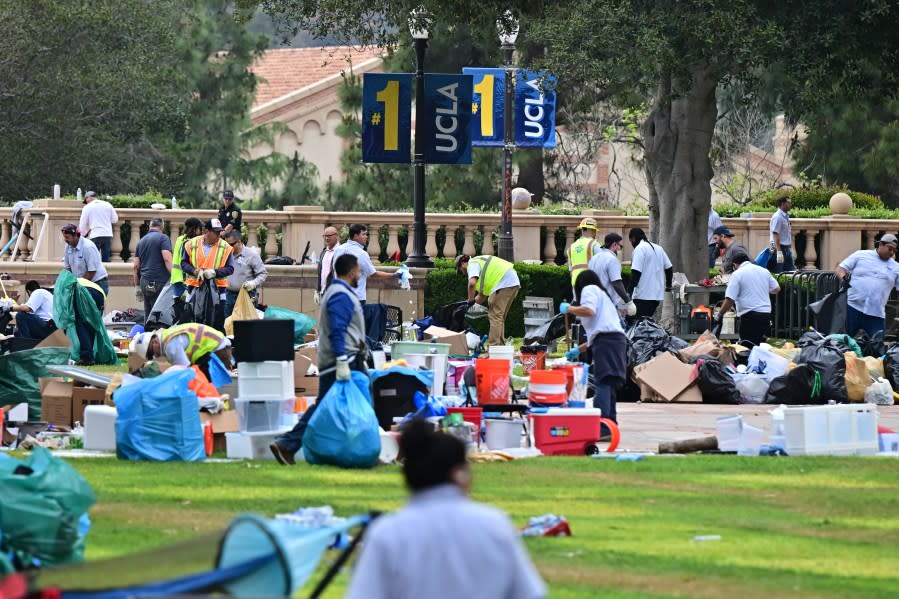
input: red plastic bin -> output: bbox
[530,408,619,455]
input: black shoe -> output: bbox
[75,359,95,367]
[270,442,295,465]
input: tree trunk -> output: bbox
[643,66,719,283]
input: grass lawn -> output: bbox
[32,455,899,598]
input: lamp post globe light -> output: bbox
[405,6,434,268]
[497,10,519,262]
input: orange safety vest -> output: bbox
[184,237,232,288]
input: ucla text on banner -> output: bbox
[514,70,557,149]
[362,73,413,163]
[462,67,504,147]
[422,74,474,164]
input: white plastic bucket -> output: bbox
[488,345,515,376]
[484,418,524,450]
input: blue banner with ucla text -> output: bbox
[362,73,412,163]
[514,70,557,148]
[462,67,504,147]
[422,74,473,164]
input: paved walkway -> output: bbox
[615,402,899,453]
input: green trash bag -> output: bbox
[0,447,96,571]
[53,269,117,365]
[0,347,71,420]
[264,306,316,344]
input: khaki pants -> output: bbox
[487,286,519,346]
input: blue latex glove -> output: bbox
[559,302,570,314]
[565,347,580,362]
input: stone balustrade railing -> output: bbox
[0,200,896,271]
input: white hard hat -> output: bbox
[129,331,156,359]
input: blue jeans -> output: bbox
[95,277,109,296]
[772,245,795,273]
[846,305,885,338]
[15,312,55,341]
[92,237,113,262]
[275,370,337,456]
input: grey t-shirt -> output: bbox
[721,242,747,274]
[135,230,172,283]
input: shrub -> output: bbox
[754,186,884,211]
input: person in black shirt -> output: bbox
[217,189,242,235]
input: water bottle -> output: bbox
[76,188,82,202]
[171,195,178,210]
[53,184,61,200]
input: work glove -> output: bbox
[565,347,581,362]
[335,355,351,381]
[242,281,257,291]
[135,288,144,301]
[624,301,637,316]
[559,302,570,314]
[313,291,321,305]
[202,268,217,280]
[776,251,784,264]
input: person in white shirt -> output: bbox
[628,227,673,319]
[331,224,401,304]
[62,223,109,295]
[560,269,627,435]
[587,232,636,317]
[346,419,546,599]
[708,207,723,268]
[78,191,119,262]
[8,280,55,341]
[836,233,899,338]
[714,252,780,346]
[769,196,794,272]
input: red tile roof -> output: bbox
[251,46,384,107]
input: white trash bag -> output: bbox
[864,377,894,406]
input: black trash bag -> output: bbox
[189,280,218,326]
[854,329,885,358]
[665,336,690,352]
[264,256,295,265]
[432,300,471,332]
[795,338,848,403]
[626,318,671,367]
[808,288,848,334]
[523,312,568,345]
[695,358,740,404]
[764,364,823,404]
[883,344,899,392]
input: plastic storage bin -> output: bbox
[225,430,284,460]
[484,418,524,450]
[403,353,448,396]
[783,404,879,456]
[530,408,603,456]
[83,405,117,451]
[235,397,295,433]
[237,361,294,400]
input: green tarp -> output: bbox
[0,347,71,420]
[53,270,116,365]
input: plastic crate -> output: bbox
[529,408,603,456]
[234,397,295,433]
[237,361,294,400]
[523,296,555,338]
[783,404,879,456]
[225,430,285,460]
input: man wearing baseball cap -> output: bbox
[180,218,234,329]
[566,217,601,286]
[218,189,242,234]
[712,226,747,274]
[836,233,899,338]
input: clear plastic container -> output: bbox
[235,397,295,433]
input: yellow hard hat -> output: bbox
[578,217,598,231]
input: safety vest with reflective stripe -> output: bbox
[469,255,514,296]
[566,236,600,285]
[184,237,232,288]
[160,323,224,363]
[170,234,189,285]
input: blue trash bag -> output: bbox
[412,390,447,419]
[114,368,205,462]
[755,247,773,268]
[264,306,316,344]
[302,371,380,468]
[207,352,233,388]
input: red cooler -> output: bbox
[530,408,605,455]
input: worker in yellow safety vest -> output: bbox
[170,217,204,324]
[180,218,234,329]
[130,322,232,380]
[566,217,602,286]
[454,254,521,347]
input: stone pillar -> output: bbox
[281,206,325,262]
[511,211,541,262]
[818,217,859,271]
[542,225,558,264]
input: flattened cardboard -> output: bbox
[36,328,71,349]
[633,352,695,402]
[423,326,468,356]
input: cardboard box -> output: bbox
[72,387,106,426]
[294,352,313,389]
[423,326,468,356]
[296,346,317,364]
[296,376,320,398]
[40,377,74,427]
[200,409,240,453]
[36,329,71,349]
[633,353,697,402]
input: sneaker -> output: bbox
[269,442,295,465]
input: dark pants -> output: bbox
[223,289,258,319]
[591,332,627,435]
[140,278,166,323]
[738,311,771,347]
[74,287,105,362]
[708,243,718,269]
[15,312,55,341]
[93,237,113,262]
[772,245,795,273]
[846,305,885,339]
[633,299,659,319]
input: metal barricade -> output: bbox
[772,270,840,339]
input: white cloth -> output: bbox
[466,260,520,293]
[63,236,108,282]
[839,249,899,318]
[25,288,54,322]
[79,199,119,239]
[724,262,779,316]
[578,285,625,344]
[769,208,792,246]
[588,248,624,306]
[332,240,376,301]
[631,241,672,301]
[708,209,722,244]
[346,484,546,599]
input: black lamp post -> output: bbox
[405,7,434,268]
[497,11,519,262]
